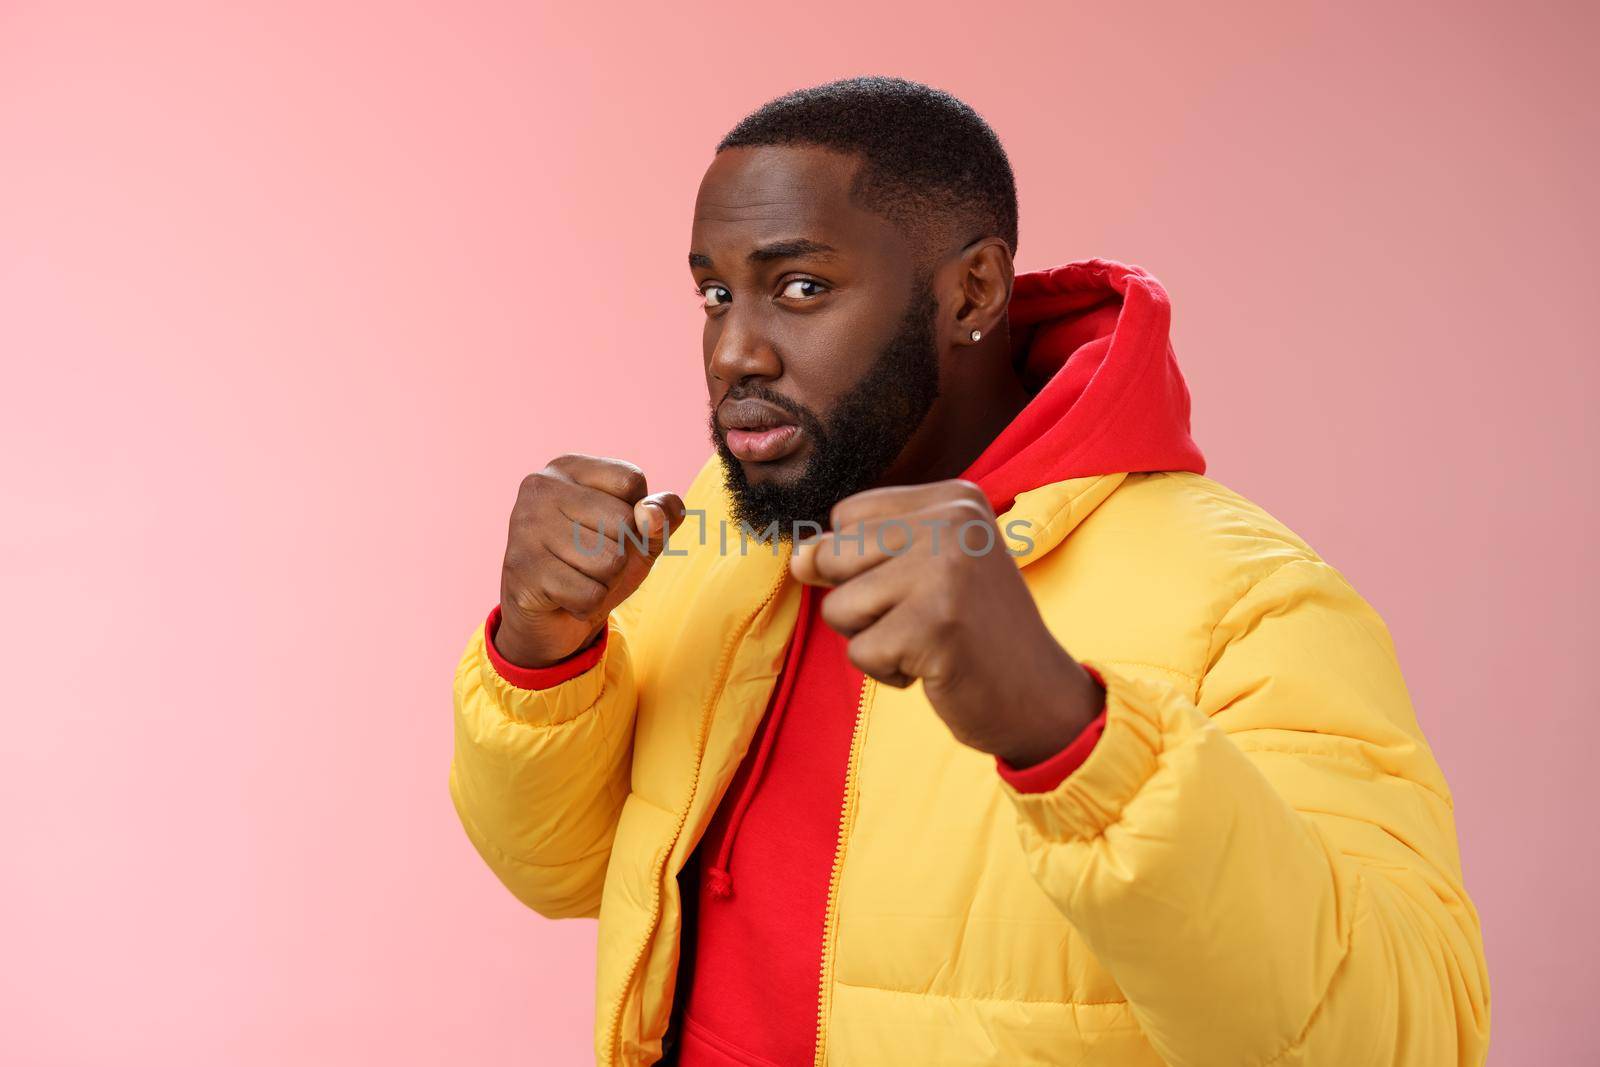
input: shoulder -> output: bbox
[1059,472,1384,664]
[1080,471,1325,586]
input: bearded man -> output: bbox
[449,76,1490,1066]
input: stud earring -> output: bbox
[969,329,982,342]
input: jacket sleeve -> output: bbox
[1000,557,1491,1066]
[449,610,639,919]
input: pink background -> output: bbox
[1,2,1593,1062]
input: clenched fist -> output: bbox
[496,454,685,669]
[791,480,1103,767]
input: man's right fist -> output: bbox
[495,454,685,669]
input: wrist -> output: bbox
[490,611,601,670]
[488,616,549,669]
[991,657,1104,768]
[483,605,610,691]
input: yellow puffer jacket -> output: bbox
[450,454,1490,1065]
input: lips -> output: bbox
[718,397,805,463]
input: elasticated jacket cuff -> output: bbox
[999,660,1169,841]
[483,604,608,691]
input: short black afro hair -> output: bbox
[717,76,1019,261]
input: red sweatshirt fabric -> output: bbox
[485,260,1205,1066]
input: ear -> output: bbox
[944,237,1014,347]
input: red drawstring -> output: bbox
[705,583,815,899]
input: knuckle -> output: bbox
[944,506,997,553]
[571,582,606,614]
[538,455,576,481]
[949,479,987,505]
[518,470,552,499]
[507,584,546,617]
[596,500,636,542]
[597,541,629,577]
[606,460,648,500]
[947,498,991,523]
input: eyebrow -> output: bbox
[688,239,839,270]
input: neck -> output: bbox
[879,334,1032,486]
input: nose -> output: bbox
[706,307,782,387]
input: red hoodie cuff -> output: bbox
[995,666,1107,794]
[483,605,607,690]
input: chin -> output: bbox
[738,449,811,484]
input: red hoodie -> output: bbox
[484,260,1205,1066]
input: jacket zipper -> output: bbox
[606,553,791,1066]
[813,674,876,1066]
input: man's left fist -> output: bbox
[790,480,1103,768]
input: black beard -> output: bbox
[709,277,941,538]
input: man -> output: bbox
[450,77,1490,1065]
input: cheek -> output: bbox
[774,317,870,407]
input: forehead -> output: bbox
[691,145,904,264]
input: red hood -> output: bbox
[962,259,1206,513]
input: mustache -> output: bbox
[711,383,828,440]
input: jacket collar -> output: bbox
[999,472,1127,566]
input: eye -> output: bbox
[697,283,731,308]
[779,278,827,300]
